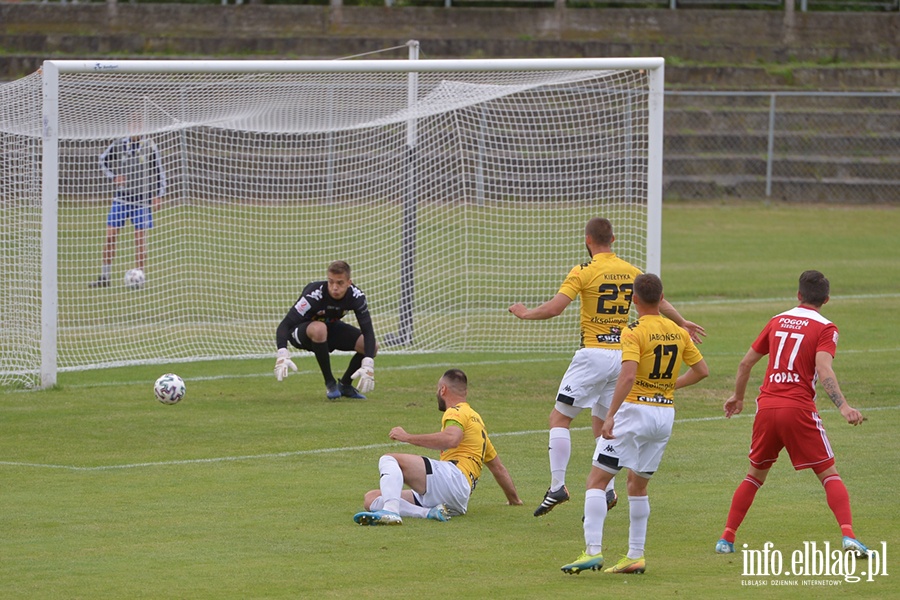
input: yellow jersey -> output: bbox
[557,252,643,349]
[621,314,704,408]
[440,402,497,492]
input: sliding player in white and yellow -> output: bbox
[353,369,522,525]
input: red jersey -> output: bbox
[752,306,838,411]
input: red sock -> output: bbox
[821,474,855,539]
[721,474,764,544]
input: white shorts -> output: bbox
[554,347,622,420]
[593,402,675,476]
[412,457,472,516]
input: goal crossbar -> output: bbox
[50,57,665,74]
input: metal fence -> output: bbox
[663,91,899,203]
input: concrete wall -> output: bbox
[3,4,898,87]
[1,4,897,50]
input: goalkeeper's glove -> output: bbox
[274,348,298,381]
[352,357,375,394]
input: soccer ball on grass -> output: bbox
[124,268,145,290]
[154,373,185,405]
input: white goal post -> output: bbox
[0,56,664,389]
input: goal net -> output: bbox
[0,58,664,388]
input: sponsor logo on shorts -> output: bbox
[636,394,674,405]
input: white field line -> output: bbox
[2,405,897,473]
[59,357,572,389]
[673,292,900,307]
[55,292,900,336]
[58,348,900,390]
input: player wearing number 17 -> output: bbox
[715,270,869,557]
[508,218,705,518]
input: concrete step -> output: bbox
[666,132,898,156]
[665,65,899,90]
[1,32,897,65]
[665,109,900,134]
[665,155,900,180]
[667,93,900,111]
[664,176,897,203]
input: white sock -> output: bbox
[377,455,403,514]
[397,498,429,519]
[584,488,608,556]
[371,495,428,518]
[628,496,650,559]
[101,264,111,279]
[549,427,571,490]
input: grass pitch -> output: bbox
[1,202,898,599]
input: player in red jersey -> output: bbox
[715,270,868,556]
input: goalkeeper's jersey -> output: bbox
[440,402,497,493]
[557,252,643,349]
[275,281,376,358]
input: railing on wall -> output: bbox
[663,90,899,202]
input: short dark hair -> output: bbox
[328,260,351,277]
[441,369,468,395]
[798,270,829,306]
[585,218,614,246]
[634,273,663,305]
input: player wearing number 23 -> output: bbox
[508,218,705,518]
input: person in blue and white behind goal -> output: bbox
[89,116,166,288]
[274,260,378,400]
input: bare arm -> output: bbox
[389,424,464,451]
[508,293,572,320]
[485,455,523,505]
[724,348,765,418]
[816,351,865,425]
[676,358,709,390]
[659,298,706,344]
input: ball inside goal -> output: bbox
[154,373,185,405]
[124,268,145,290]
